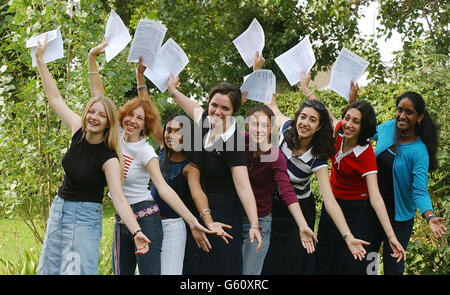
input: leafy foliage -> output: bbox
[0,0,447,274]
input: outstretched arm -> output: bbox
[147,158,214,252]
[231,166,262,253]
[36,35,81,134]
[103,158,151,255]
[167,74,204,125]
[184,164,233,244]
[315,167,370,260]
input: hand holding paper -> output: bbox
[233,18,265,68]
[330,48,368,100]
[240,69,276,104]
[127,19,167,70]
[26,28,64,67]
[275,35,315,86]
[104,9,131,62]
[144,38,189,93]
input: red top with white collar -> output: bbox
[330,121,377,200]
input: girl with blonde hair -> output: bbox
[35,35,150,275]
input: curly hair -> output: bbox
[396,92,439,172]
[283,99,335,159]
[118,96,160,137]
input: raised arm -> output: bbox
[88,40,107,98]
[315,166,370,260]
[167,74,204,125]
[36,35,81,135]
[135,57,164,146]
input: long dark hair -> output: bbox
[338,100,377,146]
[161,113,195,174]
[396,92,439,172]
[284,99,335,159]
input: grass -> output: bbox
[0,199,116,275]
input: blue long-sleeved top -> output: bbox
[373,120,433,221]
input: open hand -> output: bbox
[299,226,318,254]
[134,231,151,255]
[207,222,233,244]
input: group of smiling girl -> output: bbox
[34,36,446,276]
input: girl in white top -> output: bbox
[89,42,213,275]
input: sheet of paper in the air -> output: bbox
[232,18,265,68]
[127,19,167,69]
[104,9,132,62]
[144,38,189,93]
[240,69,276,104]
[275,35,316,86]
[330,48,369,100]
[26,28,64,67]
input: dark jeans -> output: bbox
[184,192,243,275]
[261,195,316,275]
[369,207,414,275]
[316,199,375,275]
[112,200,163,275]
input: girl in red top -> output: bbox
[300,71,405,275]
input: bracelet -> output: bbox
[133,229,143,238]
[426,213,436,224]
[342,232,352,241]
[305,92,313,99]
[88,71,99,75]
[387,233,396,241]
[200,208,211,218]
[169,89,179,97]
[250,225,260,231]
[137,85,147,91]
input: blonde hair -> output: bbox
[81,95,124,171]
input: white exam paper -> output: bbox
[144,38,189,93]
[104,9,131,62]
[127,19,167,69]
[232,18,265,68]
[240,69,276,104]
[275,35,316,86]
[330,48,369,100]
[26,28,64,67]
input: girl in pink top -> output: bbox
[241,103,317,275]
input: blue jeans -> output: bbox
[242,214,272,275]
[37,195,103,275]
[112,200,163,275]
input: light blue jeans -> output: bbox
[161,217,187,275]
[37,195,103,275]
[242,214,272,275]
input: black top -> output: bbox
[192,111,247,195]
[58,128,118,203]
[376,148,395,215]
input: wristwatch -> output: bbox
[137,85,147,91]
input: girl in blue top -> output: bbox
[357,91,446,274]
